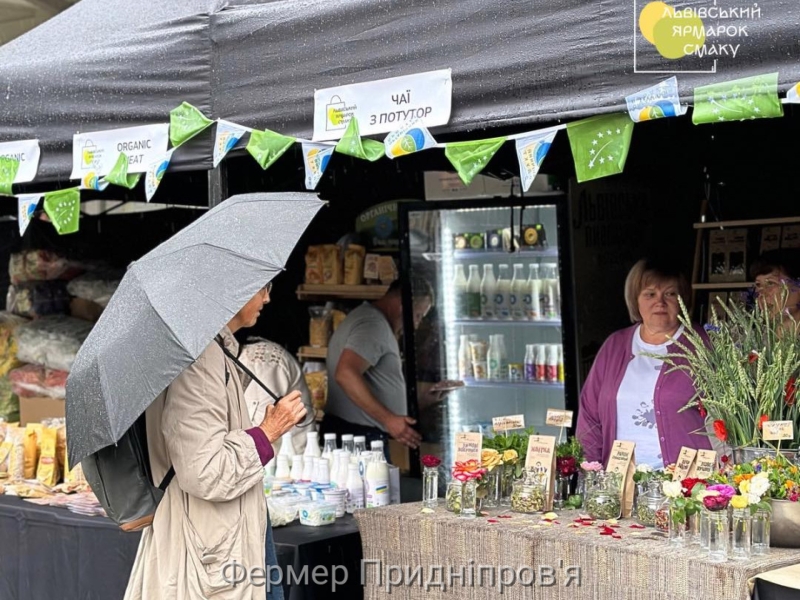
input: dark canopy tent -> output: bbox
[1,0,800,183]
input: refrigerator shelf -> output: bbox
[454,248,559,260]
[461,378,564,390]
[454,318,561,327]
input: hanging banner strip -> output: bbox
[384,119,437,159]
[515,129,557,192]
[213,120,250,167]
[145,149,175,201]
[71,124,169,180]
[301,142,334,190]
[0,158,20,196]
[17,193,42,237]
[43,188,81,235]
[313,69,452,141]
[0,140,40,183]
[170,102,214,148]
[784,82,800,104]
[625,76,684,122]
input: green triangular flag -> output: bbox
[692,73,783,125]
[444,137,507,185]
[103,153,141,189]
[246,129,296,170]
[170,102,214,147]
[566,114,634,183]
[44,188,80,235]
[334,118,384,162]
[0,157,20,196]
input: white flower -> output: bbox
[662,481,683,499]
[636,464,653,474]
[749,473,770,499]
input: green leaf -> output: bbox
[246,129,296,170]
[334,118,384,162]
[169,102,214,147]
[103,153,141,189]
[43,188,80,235]
[0,157,20,196]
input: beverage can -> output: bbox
[508,363,523,381]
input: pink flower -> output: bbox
[580,461,603,472]
[707,484,736,500]
[422,455,442,468]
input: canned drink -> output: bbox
[508,363,523,381]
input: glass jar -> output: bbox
[553,473,571,509]
[585,472,622,521]
[445,481,462,514]
[654,496,671,533]
[751,509,771,556]
[686,511,701,546]
[668,505,686,546]
[500,464,515,507]
[483,465,503,508]
[707,508,729,563]
[699,508,710,550]
[635,481,665,527]
[730,507,752,560]
[511,470,546,514]
[422,466,439,509]
[581,471,598,507]
[461,480,477,518]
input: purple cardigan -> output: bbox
[576,324,712,467]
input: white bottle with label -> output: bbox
[278,431,294,457]
[494,264,511,319]
[336,451,350,488]
[541,265,558,320]
[365,451,390,508]
[303,431,321,458]
[346,463,365,513]
[452,264,468,319]
[465,265,482,319]
[480,264,496,319]
[525,264,541,320]
[458,334,472,380]
[353,436,367,456]
[510,264,526,320]
[341,434,354,454]
[487,334,509,380]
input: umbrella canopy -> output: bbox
[65,192,323,465]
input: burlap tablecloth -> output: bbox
[355,503,800,600]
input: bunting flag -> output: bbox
[79,172,110,191]
[625,76,684,122]
[786,82,800,103]
[43,188,80,235]
[170,102,214,148]
[301,142,335,190]
[692,73,783,125]
[246,129,296,171]
[103,153,141,189]
[384,120,437,159]
[334,118,384,162]
[0,157,20,196]
[515,129,557,192]
[444,137,507,186]
[145,149,175,201]
[214,120,249,167]
[566,113,634,183]
[17,193,42,237]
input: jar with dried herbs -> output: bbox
[635,480,665,527]
[445,481,462,514]
[511,470,546,514]
[585,472,622,521]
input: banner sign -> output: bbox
[313,69,452,141]
[0,140,40,183]
[70,124,169,180]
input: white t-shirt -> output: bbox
[615,325,683,468]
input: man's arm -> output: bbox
[335,349,421,448]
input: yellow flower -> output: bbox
[731,495,749,509]
[786,481,795,490]
[739,480,751,494]
[502,449,518,463]
[481,449,502,470]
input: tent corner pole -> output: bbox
[208,164,228,208]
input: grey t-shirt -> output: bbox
[325,302,406,430]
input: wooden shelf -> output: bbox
[694,216,800,229]
[297,346,327,360]
[296,284,388,301]
[692,282,752,290]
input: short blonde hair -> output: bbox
[624,259,690,323]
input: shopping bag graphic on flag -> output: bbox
[326,96,347,132]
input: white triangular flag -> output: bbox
[301,142,334,190]
[515,129,557,192]
[213,120,249,167]
[144,149,175,202]
[78,171,109,192]
[384,119,437,159]
[625,76,684,122]
[786,82,800,103]
[17,193,42,236]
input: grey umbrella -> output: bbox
[66,192,324,466]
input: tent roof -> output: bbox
[2,0,800,182]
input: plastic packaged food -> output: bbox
[304,246,324,285]
[15,316,93,372]
[321,245,343,285]
[9,250,81,285]
[66,269,122,307]
[8,364,68,398]
[267,494,306,527]
[297,501,337,526]
[7,281,71,319]
[304,371,327,411]
[0,312,28,378]
[0,378,20,422]
[344,244,366,285]
[308,307,331,348]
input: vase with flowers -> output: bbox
[698,484,736,562]
[451,460,488,518]
[483,427,533,505]
[480,449,505,508]
[661,479,707,546]
[421,454,442,509]
[580,461,603,507]
[555,437,584,509]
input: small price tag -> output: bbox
[545,409,574,428]
[492,415,525,431]
[762,421,794,441]
[454,432,483,464]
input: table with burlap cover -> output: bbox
[355,503,800,600]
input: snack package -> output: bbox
[8,365,68,398]
[304,246,324,285]
[331,309,347,332]
[36,426,60,486]
[55,420,67,475]
[9,250,81,285]
[377,256,398,284]
[5,426,24,481]
[0,378,20,422]
[66,269,122,307]
[363,254,380,281]
[64,447,87,487]
[0,312,28,377]
[304,371,328,412]
[344,244,366,285]
[321,245,343,285]
[23,423,42,479]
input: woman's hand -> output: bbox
[259,391,308,443]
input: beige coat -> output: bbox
[125,329,268,600]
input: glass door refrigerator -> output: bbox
[398,196,579,475]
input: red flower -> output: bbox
[421,454,442,468]
[556,456,578,476]
[720,455,729,464]
[680,478,707,498]
[748,351,759,364]
[698,401,707,419]
[713,420,728,443]
[786,378,797,406]
[758,414,769,430]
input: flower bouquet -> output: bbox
[447,460,487,517]
[483,427,532,505]
[555,436,584,509]
[421,454,442,509]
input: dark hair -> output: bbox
[750,249,800,281]
[387,276,435,304]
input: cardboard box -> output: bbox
[19,396,65,426]
[70,298,104,323]
[726,228,747,282]
[760,226,781,254]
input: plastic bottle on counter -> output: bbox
[290,455,304,482]
[322,433,337,461]
[274,455,291,480]
[480,264,497,319]
[494,265,511,320]
[346,463,365,513]
[546,344,559,383]
[466,265,482,319]
[341,434,354,454]
[524,344,536,382]
[453,265,468,319]
[510,264,526,320]
[336,451,350,487]
[525,264,541,320]
[458,334,472,380]
[354,436,367,457]
[278,431,294,457]
[330,450,342,486]
[301,455,315,482]
[304,431,321,458]
[365,448,390,508]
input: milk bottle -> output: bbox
[480,264,496,319]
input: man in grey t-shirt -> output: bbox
[322,277,432,449]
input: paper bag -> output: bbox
[525,435,557,511]
[36,426,60,486]
[689,450,717,479]
[672,447,698,482]
[606,440,636,518]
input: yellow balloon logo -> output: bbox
[639,1,671,45]
[639,1,705,60]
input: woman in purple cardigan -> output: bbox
[576,259,712,467]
